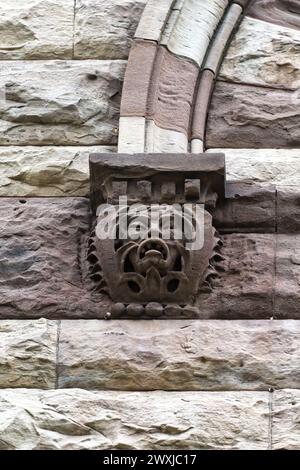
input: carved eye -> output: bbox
[128,281,141,293]
[167,279,180,293]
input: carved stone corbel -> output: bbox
[89,153,225,318]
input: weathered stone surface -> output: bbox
[146,47,198,134]
[0,203,277,318]
[277,188,300,233]
[0,146,115,197]
[121,43,199,135]
[0,389,269,449]
[275,236,300,319]
[220,16,300,90]
[209,149,300,187]
[120,40,157,117]
[0,319,57,389]
[212,182,276,233]
[206,81,300,148]
[273,390,300,450]
[58,320,300,391]
[195,233,275,319]
[0,61,125,146]
[210,149,300,233]
[248,0,300,31]
[0,0,74,59]
[118,116,146,153]
[74,0,147,59]
[0,198,110,319]
[145,120,188,153]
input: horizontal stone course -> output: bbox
[0,60,125,146]
[2,318,300,393]
[58,320,300,391]
[0,0,147,61]
[0,389,269,450]
[0,146,115,197]
[0,198,300,318]
[2,387,300,449]
[2,148,299,198]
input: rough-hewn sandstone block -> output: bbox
[0,0,74,59]
[58,320,300,391]
[74,0,147,59]
[248,0,300,31]
[0,146,115,197]
[0,198,110,319]
[194,233,275,319]
[206,81,300,148]
[209,149,300,187]
[0,61,125,146]
[212,182,276,233]
[0,319,57,389]
[220,17,300,90]
[0,390,269,449]
[272,390,300,450]
[277,188,300,233]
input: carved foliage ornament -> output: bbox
[89,153,225,317]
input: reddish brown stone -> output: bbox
[275,235,300,319]
[192,69,215,141]
[248,0,300,31]
[277,188,300,234]
[121,43,199,136]
[0,198,110,319]
[120,39,157,117]
[206,81,300,148]
[212,182,276,233]
[195,233,275,319]
[146,47,199,135]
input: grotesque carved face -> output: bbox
[92,205,219,304]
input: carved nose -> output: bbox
[144,250,163,260]
[139,239,168,259]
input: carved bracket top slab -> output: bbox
[90,153,225,211]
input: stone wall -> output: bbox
[0,0,300,450]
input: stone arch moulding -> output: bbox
[118,0,252,154]
[89,0,255,319]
